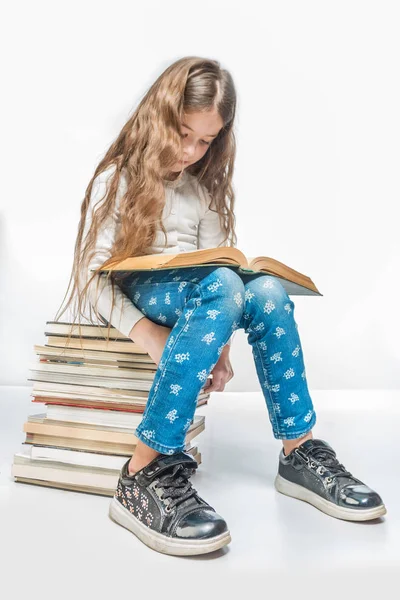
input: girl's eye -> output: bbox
[180,133,210,146]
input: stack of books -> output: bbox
[11,321,209,496]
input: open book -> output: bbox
[96,247,322,297]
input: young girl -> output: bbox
[56,56,386,557]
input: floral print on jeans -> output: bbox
[113,265,317,454]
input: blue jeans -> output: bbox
[113,265,317,454]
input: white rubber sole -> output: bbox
[108,496,232,556]
[274,474,387,521]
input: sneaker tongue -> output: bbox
[136,451,198,485]
[300,438,333,453]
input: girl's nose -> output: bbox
[183,141,196,156]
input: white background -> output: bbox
[1,0,399,389]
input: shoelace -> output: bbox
[154,464,198,511]
[304,445,354,481]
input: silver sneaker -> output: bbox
[109,451,231,555]
[275,438,387,521]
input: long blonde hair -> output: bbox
[54,56,238,345]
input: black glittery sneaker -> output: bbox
[274,438,387,521]
[108,451,231,555]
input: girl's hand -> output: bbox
[203,347,234,393]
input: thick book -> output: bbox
[28,370,158,392]
[24,412,204,440]
[23,413,205,455]
[30,361,156,381]
[19,441,195,469]
[96,247,322,296]
[44,321,129,340]
[31,395,208,413]
[30,381,210,402]
[43,403,193,429]
[45,335,148,355]
[12,446,201,497]
[35,344,156,365]
[44,404,160,428]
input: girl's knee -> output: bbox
[200,266,245,315]
[202,266,245,294]
[245,275,292,305]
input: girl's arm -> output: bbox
[82,166,147,338]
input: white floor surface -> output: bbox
[1,387,399,599]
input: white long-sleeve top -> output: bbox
[82,164,234,345]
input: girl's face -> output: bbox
[171,110,224,172]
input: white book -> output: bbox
[21,442,194,470]
[12,448,201,495]
[45,404,144,428]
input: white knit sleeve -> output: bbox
[82,166,146,338]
